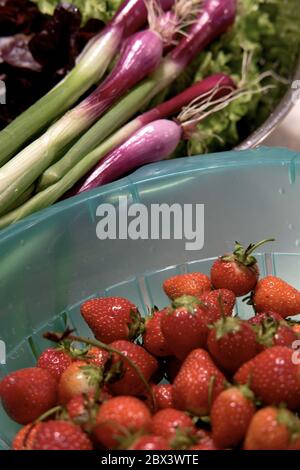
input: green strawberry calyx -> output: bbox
[222,238,275,267]
[171,427,199,450]
[171,295,205,314]
[237,384,255,403]
[117,429,146,450]
[223,384,255,403]
[209,316,242,341]
[254,315,283,348]
[277,407,300,443]
[128,309,145,340]
[81,364,104,388]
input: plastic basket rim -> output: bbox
[1,146,300,242]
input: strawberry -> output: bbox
[84,346,110,368]
[67,393,95,423]
[152,383,174,410]
[249,312,298,350]
[108,340,158,396]
[237,346,300,409]
[0,367,57,424]
[66,391,111,432]
[12,423,41,450]
[129,435,170,450]
[211,385,255,449]
[163,272,211,300]
[58,361,103,404]
[80,296,143,343]
[253,276,300,318]
[32,420,93,450]
[37,347,73,381]
[211,239,274,297]
[233,358,256,385]
[244,407,300,450]
[190,430,219,450]
[143,308,172,357]
[161,296,208,360]
[173,349,226,416]
[94,396,151,449]
[151,408,196,449]
[200,288,236,319]
[207,316,258,373]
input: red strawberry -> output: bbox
[207,317,258,373]
[143,308,172,357]
[32,420,93,450]
[129,435,170,450]
[253,276,300,318]
[211,385,255,448]
[152,383,174,410]
[151,408,196,449]
[66,391,111,432]
[80,296,143,343]
[161,296,208,360]
[13,423,41,450]
[67,393,95,423]
[211,239,274,296]
[200,288,236,319]
[238,346,300,409]
[0,368,57,424]
[173,349,226,416]
[37,347,73,381]
[94,396,151,449]
[190,430,219,450]
[234,358,256,385]
[244,407,300,450]
[58,361,103,404]
[84,346,110,368]
[108,340,158,396]
[249,312,298,350]
[163,272,211,300]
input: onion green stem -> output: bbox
[39,58,179,190]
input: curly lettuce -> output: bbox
[174,0,300,154]
[31,0,123,24]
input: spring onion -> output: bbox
[0,74,237,228]
[63,73,235,196]
[0,28,165,215]
[0,0,174,165]
[40,0,237,189]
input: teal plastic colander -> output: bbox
[1,147,300,448]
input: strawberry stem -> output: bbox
[244,238,275,258]
[223,238,275,267]
[35,405,63,423]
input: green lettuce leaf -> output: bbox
[176,0,300,154]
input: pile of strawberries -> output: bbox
[1,239,300,450]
